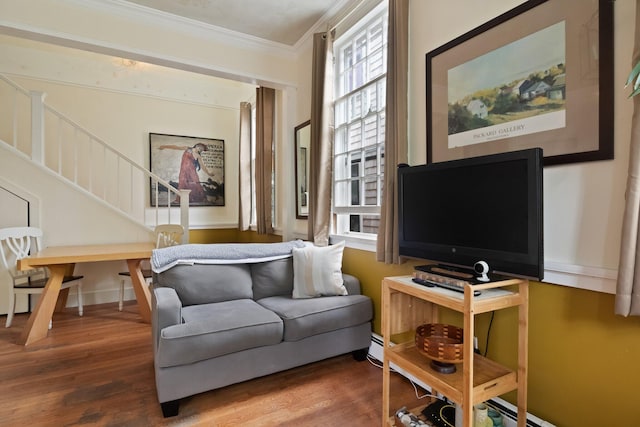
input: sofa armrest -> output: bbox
[342,273,362,295]
[152,287,182,349]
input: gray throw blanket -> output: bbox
[151,240,307,273]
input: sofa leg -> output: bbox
[161,400,180,417]
[352,348,369,361]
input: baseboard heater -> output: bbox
[368,334,554,427]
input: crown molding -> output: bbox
[292,0,359,52]
[64,0,299,60]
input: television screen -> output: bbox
[398,148,543,280]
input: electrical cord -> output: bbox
[367,353,444,401]
[369,352,461,427]
[483,310,495,357]
[440,404,456,427]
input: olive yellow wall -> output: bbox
[341,246,640,426]
[189,229,282,244]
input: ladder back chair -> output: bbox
[0,227,84,328]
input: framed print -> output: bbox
[149,133,225,206]
[426,0,613,165]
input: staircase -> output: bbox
[0,74,190,240]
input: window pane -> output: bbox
[350,157,361,178]
[342,45,353,72]
[351,179,360,205]
[335,100,347,128]
[368,49,384,80]
[369,20,383,51]
[334,180,348,207]
[355,33,367,62]
[363,115,378,147]
[364,177,378,206]
[349,92,363,121]
[362,215,380,234]
[334,153,348,180]
[335,127,347,155]
[343,70,353,94]
[350,214,361,232]
[348,121,362,150]
[378,79,386,112]
[367,84,378,113]
[353,61,365,90]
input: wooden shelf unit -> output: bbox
[381,275,528,427]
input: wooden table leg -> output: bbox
[18,264,67,345]
[54,289,71,312]
[54,264,76,312]
[127,258,151,323]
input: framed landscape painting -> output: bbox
[426,0,613,165]
[149,133,225,207]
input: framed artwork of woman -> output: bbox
[149,133,225,207]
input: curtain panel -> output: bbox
[308,32,335,246]
[616,0,640,316]
[376,0,409,264]
[238,101,252,231]
[255,87,275,235]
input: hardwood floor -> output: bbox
[0,303,423,426]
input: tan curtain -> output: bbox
[255,87,275,235]
[238,101,252,231]
[616,2,640,316]
[308,32,334,246]
[376,0,409,264]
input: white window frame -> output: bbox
[332,2,388,245]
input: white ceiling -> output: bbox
[122,0,354,46]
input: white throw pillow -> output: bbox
[292,241,348,298]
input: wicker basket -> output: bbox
[415,323,464,364]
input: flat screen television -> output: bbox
[398,148,544,280]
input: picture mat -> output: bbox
[149,133,225,207]
[428,0,608,165]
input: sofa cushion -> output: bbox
[251,258,294,300]
[257,294,372,342]
[155,264,253,306]
[292,242,348,298]
[157,299,283,368]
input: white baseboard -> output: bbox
[369,333,555,427]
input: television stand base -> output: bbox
[415,264,508,285]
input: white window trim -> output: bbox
[330,232,377,252]
[332,3,388,240]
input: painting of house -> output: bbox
[466,98,488,118]
[520,80,551,100]
[547,73,566,100]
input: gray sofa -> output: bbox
[151,241,373,417]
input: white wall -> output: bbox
[0,0,299,87]
[0,34,256,305]
[408,0,635,293]
[291,36,315,237]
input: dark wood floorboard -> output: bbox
[0,303,423,426]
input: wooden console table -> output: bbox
[16,242,154,346]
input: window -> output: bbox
[333,4,388,237]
